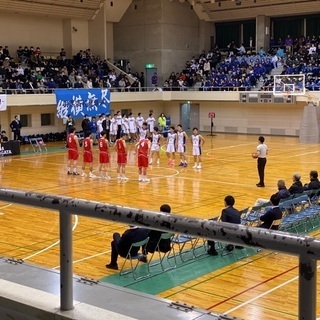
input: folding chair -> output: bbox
[36,137,47,152]
[29,138,39,152]
[170,234,200,262]
[148,233,176,272]
[119,237,150,280]
[76,131,84,146]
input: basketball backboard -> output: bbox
[273,74,305,96]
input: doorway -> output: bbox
[180,103,199,131]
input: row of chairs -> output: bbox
[240,189,320,233]
[119,233,248,281]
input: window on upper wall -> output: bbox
[41,113,55,126]
[20,114,31,127]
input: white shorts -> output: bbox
[166,144,176,153]
[192,146,201,156]
[177,144,185,153]
[151,144,160,152]
[129,128,136,134]
[111,129,117,135]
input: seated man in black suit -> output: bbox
[106,225,149,270]
[304,170,320,190]
[288,172,304,195]
[146,204,172,254]
[259,193,282,230]
[207,195,241,255]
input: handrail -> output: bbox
[0,187,317,319]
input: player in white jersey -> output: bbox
[136,113,144,134]
[110,114,118,143]
[191,127,205,169]
[139,122,149,140]
[166,126,177,165]
[176,124,188,167]
[97,113,105,136]
[149,127,163,165]
[128,112,137,142]
[146,113,156,133]
[121,114,129,135]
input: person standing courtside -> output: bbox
[10,115,22,141]
[255,136,268,187]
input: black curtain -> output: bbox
[216,22,240,49]
[306,15,320,37]
[272,17,304,42]
[243,21,256,48]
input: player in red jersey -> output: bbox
[135,137,151,182]
[81,131,96,178]
[116,133,128,181]
[67,127,80,175]
[98,130,111,180]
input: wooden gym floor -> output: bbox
[0,133,320,320]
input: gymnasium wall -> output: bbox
[2,91,310,137]
[0,13,63,53]
[113,0,211,84]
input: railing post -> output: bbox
[59,210,73,310]
[299,254,317,320]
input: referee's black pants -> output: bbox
[257,157,267,186]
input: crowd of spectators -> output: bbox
[0,46,144,94]
[2,34,320,93]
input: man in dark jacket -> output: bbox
[207,195,241,255]
[81,114,91,136]
[106,226,149,270]
[146,204,172,254]
[304,170,320,190]
[259,194,283,229]
[288,173,304,195]
[10,115,22,141]
[275,180,290,202]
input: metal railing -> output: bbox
[0,187,318,320]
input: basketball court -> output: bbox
[1,132,320,319]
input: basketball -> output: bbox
[251,152,258,159]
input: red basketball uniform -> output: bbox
[138,138,149,168]
[116,139,127,164]
[99,137,109,164]
[83,137,93,163]
[67,133,78,160]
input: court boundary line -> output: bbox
[22,215,79,261]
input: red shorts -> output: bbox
[138,155,148,168]
[100,152,110,164]
[68,149,78,161]
[117,153,127,164]
[83,151,93,163]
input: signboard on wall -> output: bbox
[0,95,7,111]
[55,89,110,119]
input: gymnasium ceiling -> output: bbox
[0,0,318,21]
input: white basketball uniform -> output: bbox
[136,116,144,132]
[151,133,161,152]
[139,128,148,140]
[122,118,129,134]
[166,132,176,153]
[110,118,117,135]
[128,117,136,134]
[192,134,201,156]
[146,116,155,133]
[177,131,186,153]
